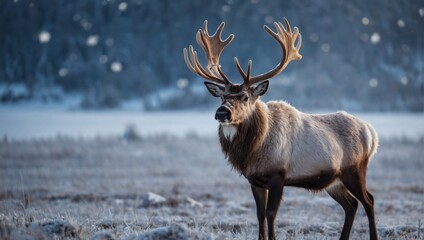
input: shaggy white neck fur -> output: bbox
[221,124,237,141]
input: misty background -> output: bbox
[1,0,423,111]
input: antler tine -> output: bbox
[183,47,195,72]
[243,18,302,86]
[234,57,247,79]
[183,20,234,85]
[235,58,253,84]
[184,46,207,78]
[200,21,235,83]
[183,45,226,84]
[246,60,252,80]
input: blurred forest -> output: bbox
[0,0,423,111]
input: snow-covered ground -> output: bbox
[0,106,423,239]
[0,134,422,239]
[1,106,423,140]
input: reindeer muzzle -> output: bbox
[215,106,232,123]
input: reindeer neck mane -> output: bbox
[219,102,269,174]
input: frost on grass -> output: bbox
[0,222,12,239]
[41,220,77,237]
[91,230,115,240]
[3,220,77,239]
[126,224,192,240]
[0,135,423,239]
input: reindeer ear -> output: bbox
[253,80,269,96]
[204,82,226,97]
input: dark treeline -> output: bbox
[0,0,423,111]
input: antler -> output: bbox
[237,18,302,86]
[184,20,234,85]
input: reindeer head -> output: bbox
[184,19,302,125]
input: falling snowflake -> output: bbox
[419,8,424,17]
[58,68,68,77]
[369,78,378,88]
[73,14,81,22]
[110,62,123,73]
[177,78,189,89]
[80,19,92,30]
[38,31,51,43]
[397,19,405,28]
[86,35,99,46]
[370,33,380,44]
[118,2,127,11]
[221,5,231,12]
[400,77,408,85]
[321,43,330,53]
[309,33,319,42]
[361,17,369,25]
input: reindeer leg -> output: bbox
[326,182,359,240]
[251,184,268,240]
[265,173,285,240]
[341,167,378,240]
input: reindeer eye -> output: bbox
[237,95,249,102]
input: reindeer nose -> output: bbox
[215,106,232,122]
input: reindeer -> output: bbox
[183,19,379,240]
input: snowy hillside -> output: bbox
[1,0,423,111]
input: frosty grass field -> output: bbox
[0,108,423,239]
